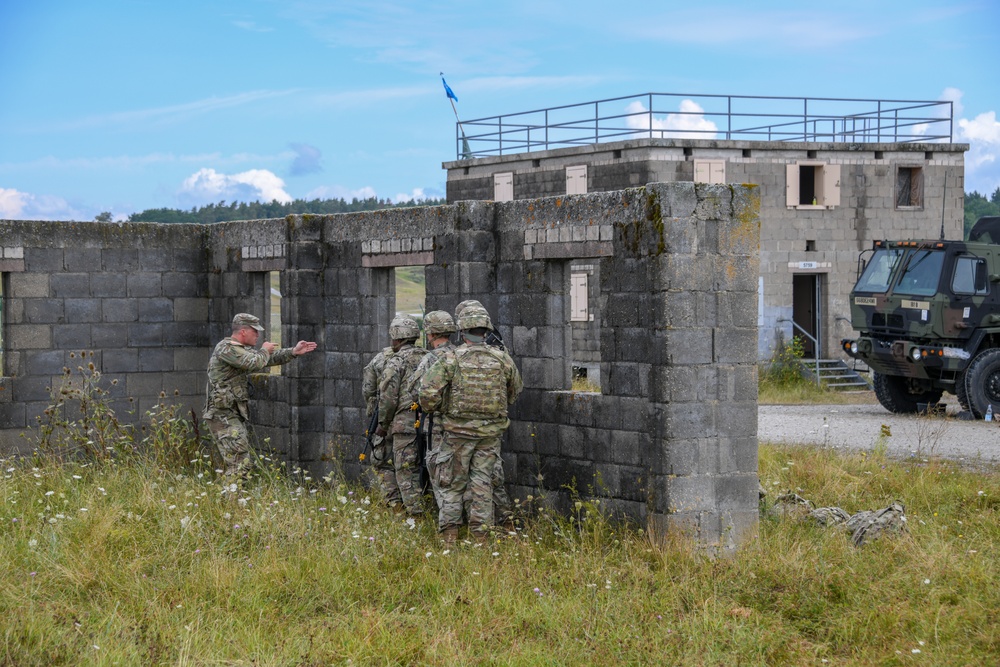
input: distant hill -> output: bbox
[127,196,446,224]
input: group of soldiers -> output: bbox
[363,301,522,544]
[203,302,522,546]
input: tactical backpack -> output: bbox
[446,345,508,419]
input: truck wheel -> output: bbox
[873,372,942,414]
[963,348,1000,419]
[956,372,970,411]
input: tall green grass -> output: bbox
[1,370,998,665]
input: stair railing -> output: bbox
[777,318,821,386]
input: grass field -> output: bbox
[3,422,998,664]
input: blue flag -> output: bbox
[441,77,458,102]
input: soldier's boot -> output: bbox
[469,524,491,544]
[441,526,459,546]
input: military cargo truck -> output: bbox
[842,216,1000,417]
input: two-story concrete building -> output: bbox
[443,93,968,386]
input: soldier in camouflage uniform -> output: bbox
[419,306,522,543]
[404,311,457,509]
[454,300,514,527]
[204,313,317,477]
[375,317,429,515]
[362,344,399,507]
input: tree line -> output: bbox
[965,189,1000,237]
[116,196,446,225]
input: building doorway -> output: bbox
[792,273,823,358]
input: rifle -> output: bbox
[362,405,383,463]
[413,404,431,496]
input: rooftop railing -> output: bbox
[454,93,954,160]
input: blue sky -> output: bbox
[1,1,998,221]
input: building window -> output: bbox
[566,165,588,195]
[785,162,841,209]
[693,159,725,184]
[570,272,589,321]
[493,172,513,202]
[896,166,924,209]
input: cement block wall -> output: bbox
[0,181,760,552]
[444,138,967,361]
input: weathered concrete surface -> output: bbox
[0,181,760,552]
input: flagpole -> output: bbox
[441,73,472,159]
[449,99,472,159]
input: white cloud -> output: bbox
[179,168,292,206]
[392,188,426,203]
[958,111,1000,194]
[305,185,378,201]
[0,187,84,221]
[624,99,718,139]
[0,188,28,218]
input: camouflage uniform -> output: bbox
[405,311,457,510]
[362,347,399,505]
[419,308,522,535]
[454,300,513,524]
[203,316,297,477]
[377,318,428,515]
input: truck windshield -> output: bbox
[893,249,945,297]
[855,248,903,293]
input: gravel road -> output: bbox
[758,399,1000,465]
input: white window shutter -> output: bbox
[494,172,513,202]
[694,161,710,183]
[822,164,841,208]
[710,160,725,184]
[570,273,589,321]
[566,165,587,195]
[786,164,799,207]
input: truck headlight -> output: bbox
[850,341,858,354]
[910,347,922,362]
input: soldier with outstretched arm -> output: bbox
[203,313,317,478]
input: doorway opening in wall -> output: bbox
[268,271,282,374]
[394,266,427,345]
[792,273,824,359]
[569,261,601,393]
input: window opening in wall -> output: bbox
[493,172,513,202]
[613,149,622,159]
[805,240,816,252]
[874,151,884,159]
[786,162,841,208]
[568,262,601,393]
[394,266,426,344]
[268,271,282,374]
[683,147,693,157]
[799,165,817,204]
[925,151,934,160]
[532,159,541,168]
[742,149,752,158]
[807,150,817,159]
[895,166,924,208]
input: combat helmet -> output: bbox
[457,305,492,332]
[454,299,484,319]
[423,310,456,335]
[389,316,420,340]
